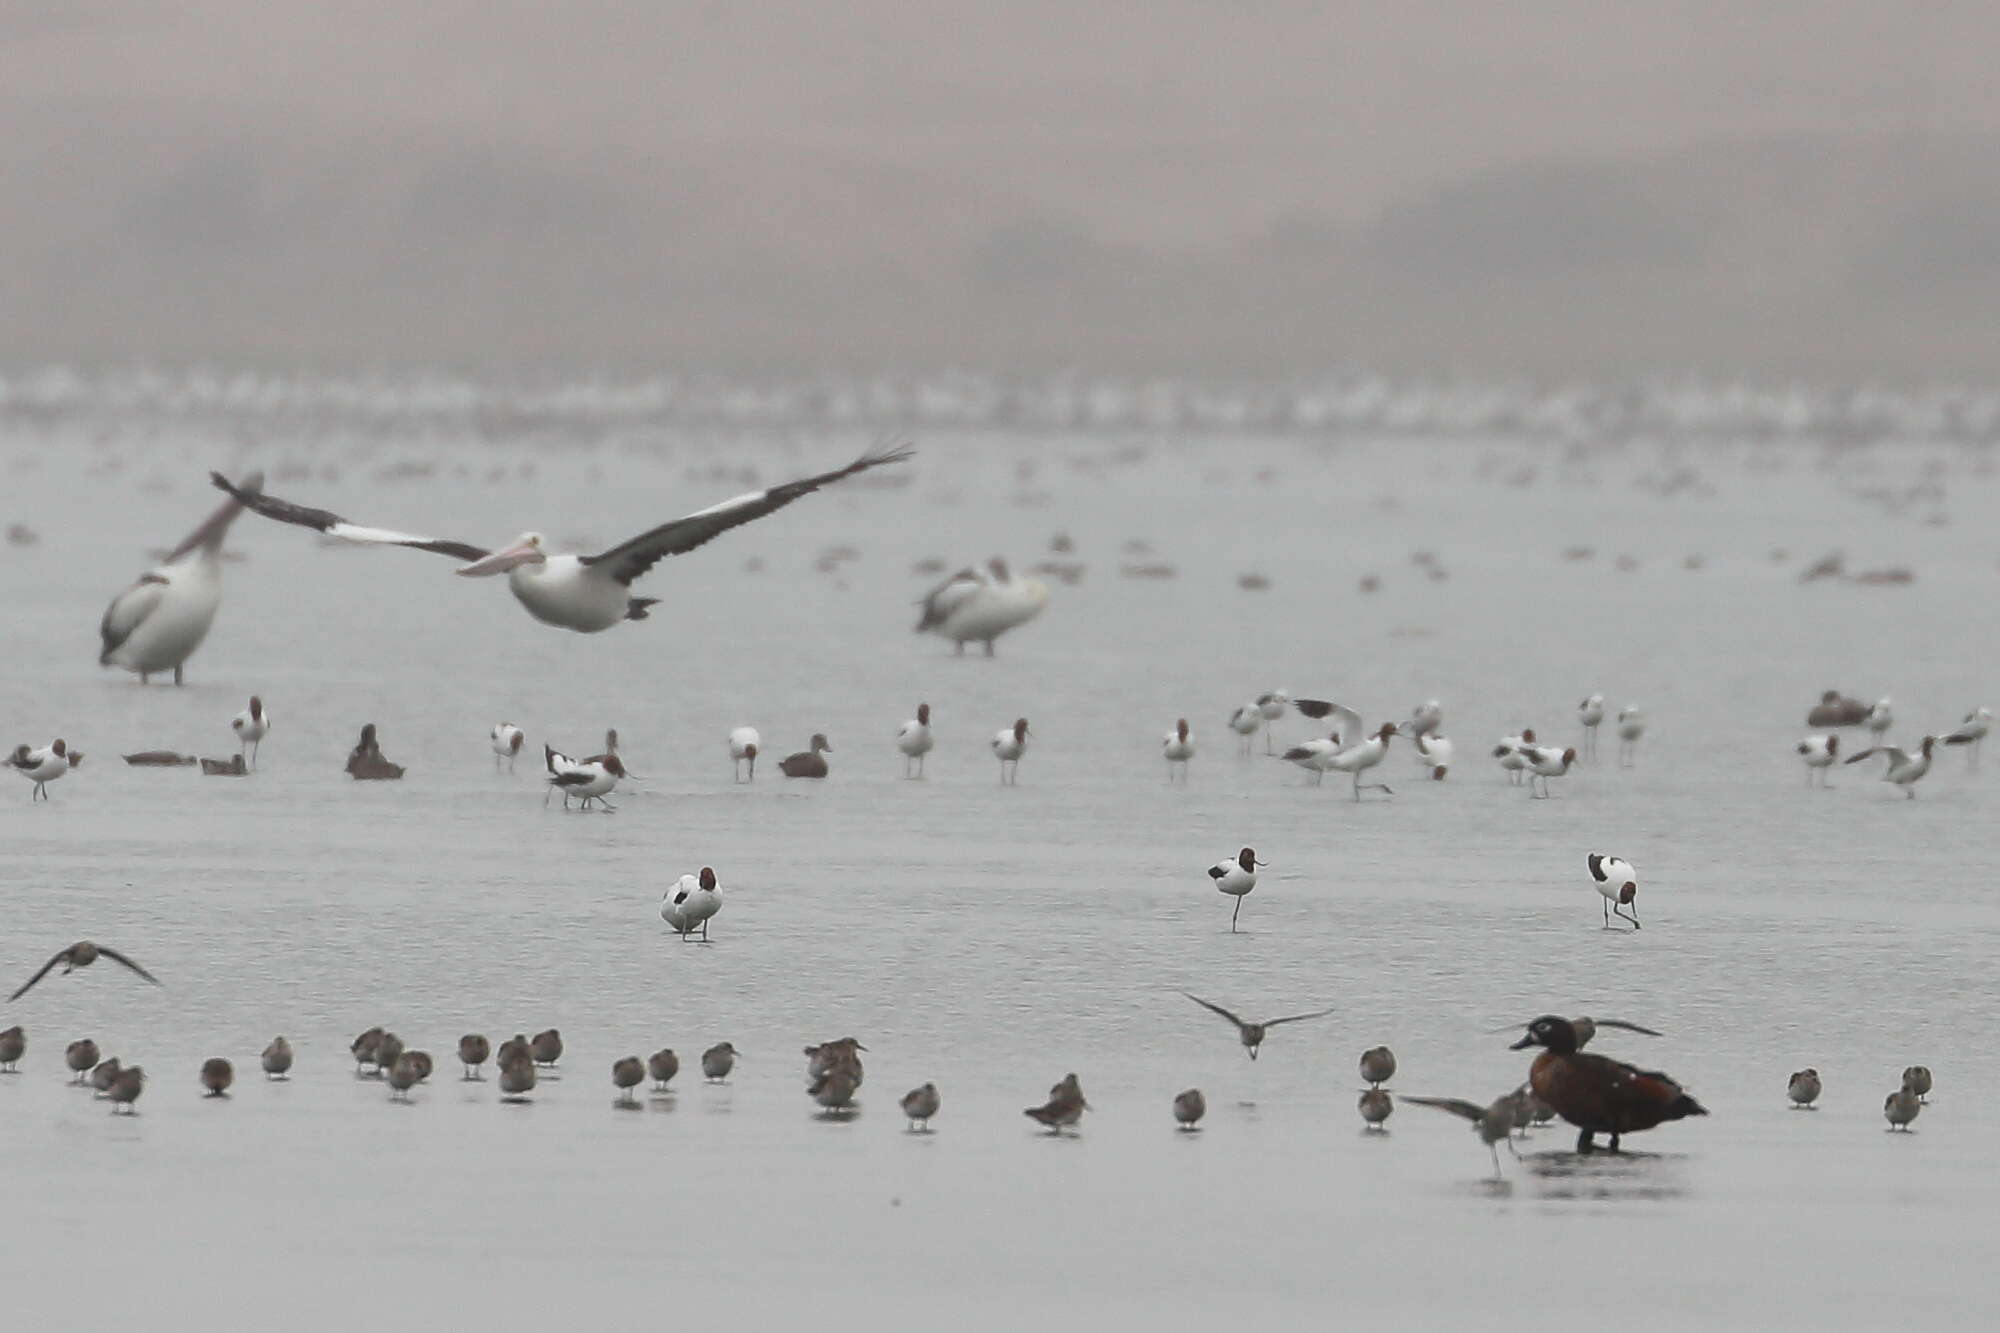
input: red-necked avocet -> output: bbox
[8,739,72,801]
[1797,734,1839,786]
[1616,707,1646,766]
[896,705,933,778]
[1578,694,1606,759]
[490,722,525,771]
[729,726,761,782]
[660,867,722,940]
[1494,729,1538,784]
[1162,718,1194,783]
[230,696,270,768]
[1207,847,1265,931]
[1944,707,1991,768]
[545,744,627,811]
[1228,703,1262,754]
[1520,743,1578,798]
[1586,853,1640,929]
[991,718,1030,784]
[1844,735,1936,797]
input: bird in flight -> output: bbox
[1179,991,1336,1060]
[10,941,161,1002]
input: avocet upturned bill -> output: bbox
[98,471,264,685]
[729,726,762,782]
[992,718,1030,784]
[913,558,1048,655]
[490,723,525,771]
[210,445,912,635]
[1578,694,1606,759]
[8,739,72,801]
[1521,743,1578,798]
[1944,707,1992,768]
[1797,734,1839,786]
[1207,847,1264,932]
[230,696,270,768]
[896,705,934,778]
[1586,853,1640,930]
[544,744,627,811]
[1844,736,1936,797]
[1162,719,1194,783]
[660,867,722,941]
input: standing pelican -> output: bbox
[209,446,911,634]
[914,558,1049,655]
[98,472,264,684]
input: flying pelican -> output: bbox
[98,472,263,684]
[209,446,912,634]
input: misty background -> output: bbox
[1,0,1994,381]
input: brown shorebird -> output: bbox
[496,1033,530,1068]
[261,1037,293,1079]
[385,1052,420,1102]
[458,1034,491,1080]
[0,1025,24,1071]
[1885,1087,1921,1131]
[10,941,160,1002]
[408,1050,433,1083]
[92,1057,123,1097]
[1359,1046,1397,1089]
[200,1057,234,1097]
[810,1064,861,1113]
[613,1056,645,1106]
[1179,992,1335,1061]
[805,1038,866,1086]
[65,1038,101,1083]
[1173,1087,1206,1130]
[1358,1088,1393,1129]
[108,1064,144,1113]
[648,1048,680,1092]
[371,1032,405,1079]
[1788,1069,1821,1109]
[701,1042,737,1083]
[1902,1066,1933,1102]
[1400,1089,1527,1177]
[498,1055,537,1102]
[900,1082,941,1131]
[351,1026,385,1073]
[1024,1073,1088,1133]
[530,1029,563,1068]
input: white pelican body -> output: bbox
[1494,730,1537,784]
[896,705,933,778]
[230,696,270,767]
[992,718,1030,784]
[1162,719,1194,783]
[729,726,761,782]
[1944,707,1991,768]
[1844,736,1936,797]
[1616,707,1646,766]
[915,558,1049,654]
[1207,847,1264,932]
[98,473,263,684]
[661,867,722,940]
[211,446,911,636]
[1228,704,1262,754]
[491,723,525,771]
[8,739,71,800]
[1578,694,1605,759]
[1521,744,1578,798]
[1587,852,1640,929]
[1797,734,1838,786]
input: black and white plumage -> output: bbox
[1587,853,1640,930]
[1797,734,1839,785]
[545,744,626,810]
[1844,736,1937,797]
[1943,707,1992,768]
[9,940,161,1002]
[211,444,912,635]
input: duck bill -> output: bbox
[456,540,540,577]
[1509,1034,1536,1050]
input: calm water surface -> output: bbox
[1,430,1995,1327]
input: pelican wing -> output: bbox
[1398,1095,1489,1124]
[97,573,170,663]
[1179,990,1251,1035]
[7,949,68,1002]
[582,443,915,587]
[915,567,986,631]
[166,470,263,561]
[209,473,490,563]
[92,945,161,987]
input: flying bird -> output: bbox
[210,445,912,634]
[1399,1090,1529,1176]
[10,941,161,1002]
[1179,991,1336,1060]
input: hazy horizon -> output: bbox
[5,2,1998,379]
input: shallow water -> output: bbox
[2,426,1996,1327]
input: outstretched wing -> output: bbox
[7,949,68,1003]
[92,945,161,987]
[1263,1006,1338,1029]
[582,443,915,587]
[1398,1095,1489,1123]
[210,473,489,563]
[1294,699,1363,741]
[1590,1017,1664,1038]
[1179,990,1251,1034]
[915,566,986,631]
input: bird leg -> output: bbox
[1576,1129,1596,1153]
[174,666,184,685]
[1230,898,1243,932]
[1614,903,1640,930]
[983,640,996,657]
[1607,1133,1622,1153]
[1603,899,1612,929]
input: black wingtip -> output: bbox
[1293,699,1334,719]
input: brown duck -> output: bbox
[779,733,832,778]
[1510,1015,1707,1153]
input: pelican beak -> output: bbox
[456,539,542,577]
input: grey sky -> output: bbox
[3,1,1995,378]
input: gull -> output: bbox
[212,445,914,635]
[1944,707,1992,768]
[1179,991,1336,1060]
[1844,736,1937,797]
[9,941,161,1002]
[896,705,933,778]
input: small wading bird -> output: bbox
[1508,1015,1707,1153]
[896,705,933,778]
[230,696,270,767]
[1577,695,1605,760]
[660,868,723,941]
[914,557,1049,655]
[490,723,525,771]
[900,1082,941,1131]
[1884,1087,1920,1132]
[98,472,263,685]
[1173,1088,1206,1130]
[1616,706,1646,765]
[1586,853,1641,930]
[1788,1069,1821,1109]
[1943,708,1991,768]
[1359,1046,1396,1089]
[211,445,913,634]
[701,1042,738,1083]
[1290,701,1397,799]
[728,725,761,781]
[1797,734,1839,785]
[8,740,72,800]
[1358,1089,1393,1129]
[1162,718,1194,783]
[1843,736,1936,797]
[261,1037,293,1079]
[1179,991,1336,1060]
[991,718,1029,784]
[1024,1073,1088,1133]
[1207,847,1264,932]
[545,744,627,810]
[1400,1089,1530,1177]
[9,941,161,1002]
